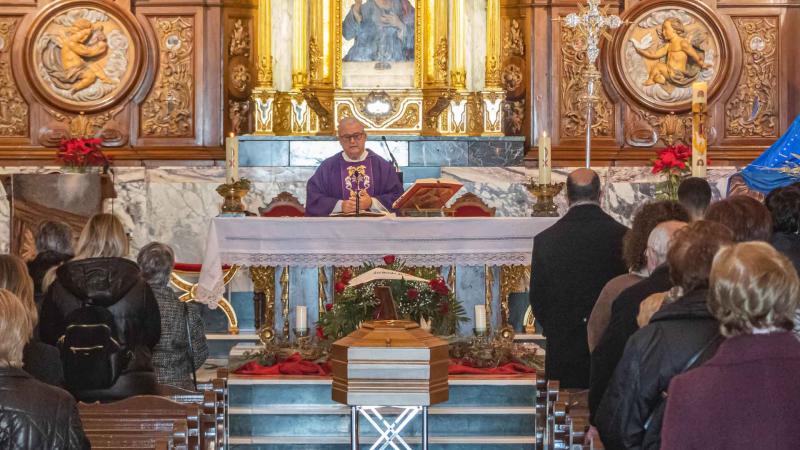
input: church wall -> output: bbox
[501,0,800,165]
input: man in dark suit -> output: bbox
[529,169,628,388]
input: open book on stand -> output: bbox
[392,178,463,216]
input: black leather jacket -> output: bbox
[595,289,721,450]
[40,257,161,401]
[0,367,90,449]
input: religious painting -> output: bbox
[25,1,144,113]
[340,0,416,89]
[606,0,732,113]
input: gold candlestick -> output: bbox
[216,178,251,215]
[526,179,564,217]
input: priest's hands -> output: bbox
[342,191,373,214]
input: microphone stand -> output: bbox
[354,173,362,217]
[381,136,403,184]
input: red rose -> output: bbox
[341,269,353,283]
[383,255,396,265]
[660,151,677,166]
[316,325,326,340]
[335,282,347,294]
[407,288,419,300]
[325,303,334,311]
[429,278,449,295]
[439,301,450,314]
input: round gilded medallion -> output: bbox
[25,0,145,113]
[605,0,734,113]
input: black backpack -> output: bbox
[58,302,129,390]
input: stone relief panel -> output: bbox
[725,17,778,138]
[25,1,145,114]
[0,17,28,137]
[141,16,194,138]
[560,24,613,138]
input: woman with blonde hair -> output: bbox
[0,288,90,449]
[0,254,64,386]
[661,242,800,450]
[40,213,161,402]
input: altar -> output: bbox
[198,215,557,339]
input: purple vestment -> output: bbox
[305,149,404,216]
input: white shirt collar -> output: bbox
[342,149,369,162]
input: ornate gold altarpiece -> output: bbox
[251,0,504,137]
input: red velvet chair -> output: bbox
[447,192,496,217]
[258,192,305,217]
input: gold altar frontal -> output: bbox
[251,0,505,137]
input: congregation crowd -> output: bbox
[0,214,208,448]
[2,168,800,449]
[530,168,800,450]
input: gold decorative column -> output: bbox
[421,0,453,135]
[482,0,505,136]
[252,0,276,135]
[275,0,315,134]
[251,265,277,342]
[442,0,472,136]
[304,0,336,134]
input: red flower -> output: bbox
[383,255,396,265]
[335,282,347,294]
[316,324,326,340]
[428,278,450,296]
[340,269,353,283]
[325,303,334,311]
[406,288,419,300]
[439,301,450,314]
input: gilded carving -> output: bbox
[560,25,613,138]
[229,99,251,135]
[0,18,28,137]
[25,1,144,113]
[388,103,420,129]
[502,64,523,93]
[726,17,778,138]
[354,91,399,126]
[141,17,194,138]
[503,100,524,135]
[41,107,124,146]
[485,56,501,87]
[228,19,250,57]
[229,61,252,97]
[435,37,448,81]
[257,55,273,86]
[503,19,524,57]
[308,36,321,81]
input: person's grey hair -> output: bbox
[35,221,74,255]
[137,242,175,286]
[647,220,686,266]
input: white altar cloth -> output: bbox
[197,216,557,306]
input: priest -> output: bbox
[305,118,404,216]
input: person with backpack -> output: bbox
[39,214,161,402]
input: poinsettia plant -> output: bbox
[651,143,691,200]
[316,255,468,340]
[57,137,109,172]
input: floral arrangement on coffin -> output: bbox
[651,143,691,200]
[316,255,469,339]
[58,137,109,172]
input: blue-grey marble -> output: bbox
[289,140,408,167]
[409,141,469,166]
[239,140,290,167]
[467,140,525,166]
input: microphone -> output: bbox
[381,136,403,184]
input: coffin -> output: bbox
[331,320,449,406]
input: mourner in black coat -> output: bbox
[530,169,628,388]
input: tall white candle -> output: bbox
[538,131,551,185]
[474,304,487,331]
[225,133,239,184]
[295,305,307,331]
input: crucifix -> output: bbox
[563,0,622,168]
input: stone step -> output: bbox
[230,435,535,449]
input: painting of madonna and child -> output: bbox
[341,0,415,89]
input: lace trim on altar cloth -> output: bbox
[195,279,224,309]
[218,252,531,267]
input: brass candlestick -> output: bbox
[526,179,564,217]
[216,178,252,215]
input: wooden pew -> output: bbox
[79,395,200,449]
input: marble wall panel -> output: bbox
[408,141,469,166]
[239,140,290,167]
[467,140,525,166]
[289,140,409,167]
